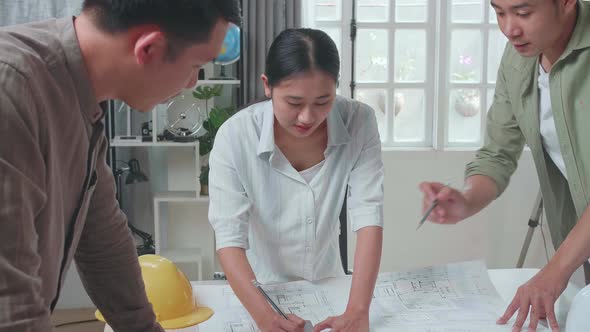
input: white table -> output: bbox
[489,268,580,328]
[103,268,581,332]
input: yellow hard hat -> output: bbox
[95,254,213,329]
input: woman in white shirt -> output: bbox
[208,28,383,332]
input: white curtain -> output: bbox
[0,0,81,26]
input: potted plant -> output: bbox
[453,89,480,117]
[192,85,236,195]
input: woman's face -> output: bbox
[263,70,337,139]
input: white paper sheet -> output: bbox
[192,261,549,332]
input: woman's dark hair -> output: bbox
[82,0,241,58]
[265,28,340,87]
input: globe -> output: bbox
[214,23,240,65]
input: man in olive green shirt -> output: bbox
[421,0,590,331]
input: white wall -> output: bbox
[56,149,585,308]
[377,149,544,272]
[357,150,585,286]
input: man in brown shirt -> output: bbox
[0,1,240,331]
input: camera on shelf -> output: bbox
[141,120,152,142]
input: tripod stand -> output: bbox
[516,191,590,284]
[516,191,544,268]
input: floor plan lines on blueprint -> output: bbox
[194,261,530,332]
[226,320,258,332]
[266,286,335,324]
[365,261,507,330]
[374,279,458,311]
[200,282,338,331]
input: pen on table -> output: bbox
[252,280,289,320]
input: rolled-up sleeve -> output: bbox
[208,124,251,250]
[347,104,384,232]
[465,43,525,196]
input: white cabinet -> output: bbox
[107,78,240,280]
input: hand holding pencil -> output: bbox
[252,280,312,332]
[418,181,472,225]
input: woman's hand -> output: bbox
[259,313,307,332]
[313,310,369,332]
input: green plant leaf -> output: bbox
[197,132,214,156]
[209,106,235,130]
[202,120,211,132]
[192,85,223,100]
[212,84,223,96]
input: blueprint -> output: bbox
[264,282,335,324]
[194,280,335,332]
[192,261,550,332]
[362,261,538,331]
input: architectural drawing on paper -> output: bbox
[226,320,257,332]
[267,286,336,324]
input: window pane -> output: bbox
[356,89,388,141]
[357,0,389,22]
[451,0,484,23]
[315,0,341,21]
[450,30,482,83]
[356,29,389,82]
[487,29,507,84]
[448,89,482,143]
[394,30,427,83]
[394,89,426,142]
[396,0,427,22]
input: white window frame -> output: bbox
[303,0,505,151]
[441,0,501,149]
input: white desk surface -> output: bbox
[488,268,580,327]
[103,268,581,332]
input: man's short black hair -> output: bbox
[82,0,241,57]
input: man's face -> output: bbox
[125,19,229,112]
[264,70,336,139]
[491,0,569,57]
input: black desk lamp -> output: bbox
[125,159,148,184]
[114,158,155,256]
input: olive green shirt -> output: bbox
[466,0,590,249]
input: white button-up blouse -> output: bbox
[208,96,384,283]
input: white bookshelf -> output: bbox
[154,190,209,202]
[110,141,199,147]
[151,143,208,275]
[198,79,240,85]
[111,79,239,146]
[109,72,238,280]
[153,189,208,267]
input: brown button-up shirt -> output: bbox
[0,18,162,332]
